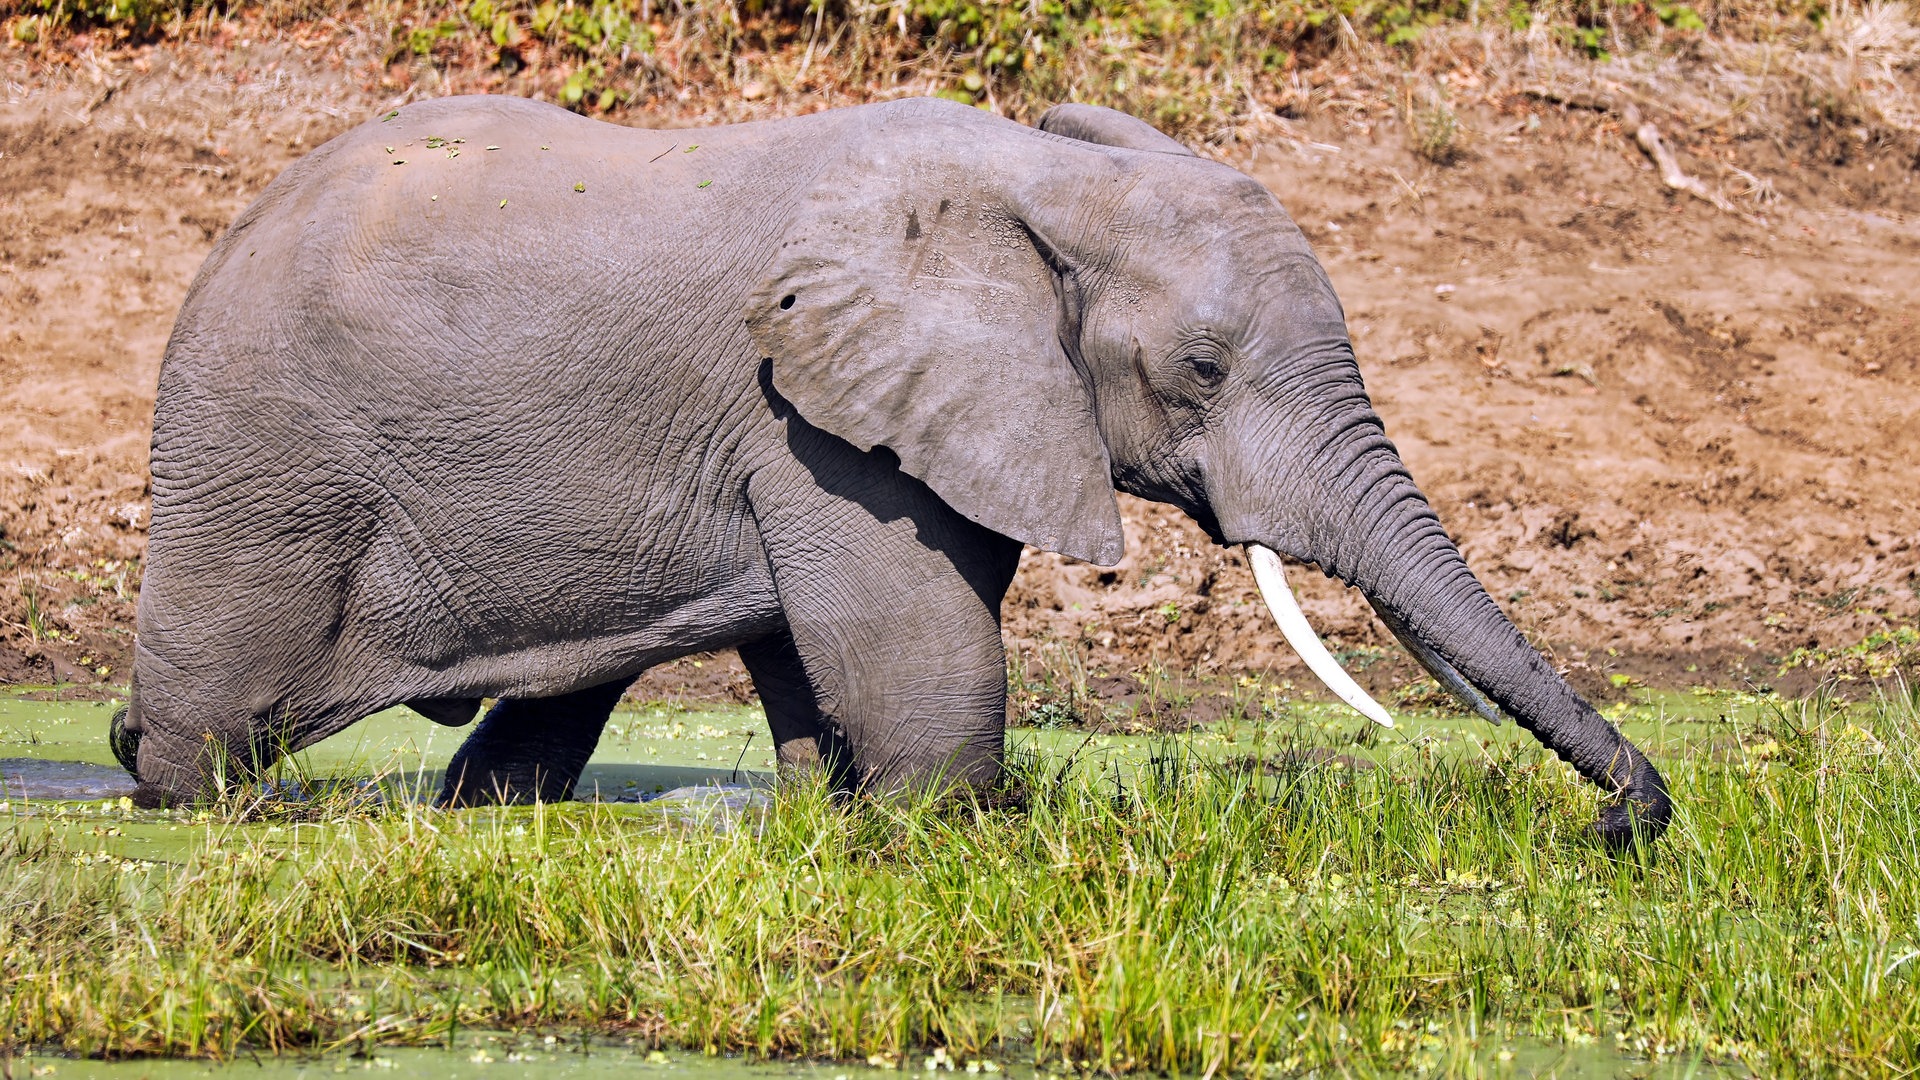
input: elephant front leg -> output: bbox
[437,675,635,807]
[748,430,1023,796]
[740,629,856,787]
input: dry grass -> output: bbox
[9,0,1919,152]
[1404,80,1462,163]
[1390,0,1920,160]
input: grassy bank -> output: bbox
[6,684,1920,1074]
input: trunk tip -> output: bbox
[109,704,141,779]
[1594,761,1673,850]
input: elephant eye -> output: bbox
[1183,356,1226,386]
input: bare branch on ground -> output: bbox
[1621,103,1751,220]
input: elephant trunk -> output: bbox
[109,704,142,779]
[1227,406,1671,847]
[112,674,246,808]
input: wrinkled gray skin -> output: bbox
[116,96,1669,844]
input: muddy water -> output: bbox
[0,755,136,799]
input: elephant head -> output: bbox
[747,100,1670,845]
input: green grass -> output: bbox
[5,682,1920,1074]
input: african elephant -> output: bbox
[112,94,1670,845]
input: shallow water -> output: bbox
[0,682,1771,874]
[1,755,137,799]
[5,1031,1743,1078]
[0,694,782,802]
[11,1037,910,1079]
[0,686,1767,1077]
[0,683,1768,806]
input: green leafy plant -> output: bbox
[19,581,52,643]
[10,689,1920,1070]
[1779,625,1920,682]
[1560,21,1610,58]
[17,0,215,33]
[1652,0,1705,31]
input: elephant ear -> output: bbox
[745,118,1125,566]
[1037,104,1195,157]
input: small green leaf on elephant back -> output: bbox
[697,179,713,188]
[381,109,399,121]
[574,182,586,192]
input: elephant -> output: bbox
[111,94,1671,845]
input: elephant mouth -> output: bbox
[1189,505,1228,546]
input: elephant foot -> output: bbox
[437,758,580,807]
[433,677,632,808]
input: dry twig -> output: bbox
[1621,103,1750,219]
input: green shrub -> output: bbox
[18,0,221,33]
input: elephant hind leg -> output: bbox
[437,676,634,807]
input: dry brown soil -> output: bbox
[2,36,1916,705]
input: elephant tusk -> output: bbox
[1248,545,1396,729]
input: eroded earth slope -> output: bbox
[2,39,1915,701]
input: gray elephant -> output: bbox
[112,94,1669,845]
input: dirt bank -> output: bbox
[2,30,1915,702]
